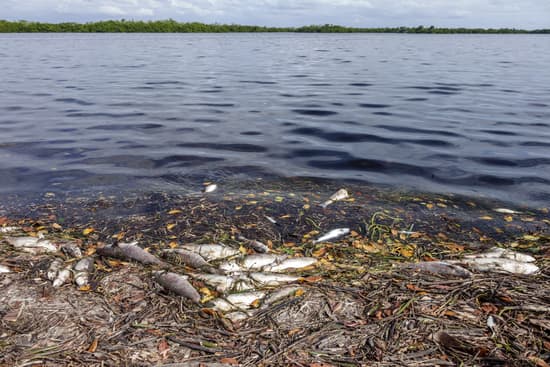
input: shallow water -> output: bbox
[1,33,549,207]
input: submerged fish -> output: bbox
[313,228,350,244]
[464,247,535,263]
[263,257,317,272]
[153,271,201,303]
[96,242,163,265]
[161,249,219,273]
[73,257,95,287]
[238,235,269,253]
[7,236,57,254]
[181,243,240,261]
[320,188,349,208]
[249,272,301,286]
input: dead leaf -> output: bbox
[166,223,177,231]
[158,339,170,359]
[528,356,550,367]
[83,228,95,236]
[220,357,239,365]
[87,337,99,353]
[52,223,62,230]
[168,209,182,215]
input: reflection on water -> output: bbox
[0,33,549,207]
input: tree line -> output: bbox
[1,20,548,33]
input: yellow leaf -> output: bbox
[479,216,493,220]
[303,204,310,210]
[86,247,96,256]
[79,284,91,292]
[294,289,305,297]
[251,299,261,308]
[199,287,213,296]
[168,209,182,215]
[169,241,178,248]
[275,196,284,202]
[425,203,434,209]
[437,203,447,208]
[504,215,513,222]
[52,223,62,230]
[312,247,326,258]
[83,228,95,236]
[87,337,99,353]
[235,205,242,210]
[279,214,291,219]
[166,223,177,231]
[522,235,539,241]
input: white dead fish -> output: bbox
[203,184,217,193]
[313,228,350,244]
[61,243,82,258]
[249,272,301,286]
[451,257,539,275]
[320,188,349,208]
[238,235,269,253]
[0,264,11,273]
[53,264,73,288]
[219,254,286,273]
[261,286,303,308]
[153,271,201,303]
[181,243,240,261]
[263,257,317,272]
[0,226,19,233]
[224,291,266,310]
[493,208,520,214]
[161,249,219,273]
[402,261,472,278]
[6,236,57,254]
[464,247,535,263]
[73,257,95,287]
[96,242,163,265]
[208,298,235,312]
[47,258,64,281]
[189,273,236,293]
[224,311,252,322]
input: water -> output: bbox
[1,33,549,207]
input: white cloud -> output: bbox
[98,5,127,15]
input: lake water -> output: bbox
[1,33,549,208]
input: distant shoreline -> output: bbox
[1,20,549,33]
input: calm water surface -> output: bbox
[1,33,549,207]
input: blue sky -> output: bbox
[2,0,549,29]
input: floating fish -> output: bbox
[238,235,269,253]
[96,242,163,265]
[249,272,301,286]
[6,236,57,254]
[153,271,201,303]
[74,257,95,287]
[219,254,287,273]
[263,257,317,272]
[402,261,472,278]
[161,249,219,273]
[47,258,64,281]
[320,188,349,208]
[53,264,73,288]
[493,208,520,214]
[312,228,350,244]
[203,184,217,193]
[463,247,535,263]
[0,264,11,273]
[261,286,303,308]
[181,243,240,261]
[451,257,539,275]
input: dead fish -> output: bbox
[161,249,219,273]
[219,254,286,273]
[211,291,266,311]
[464,247,535,263]
[224,311,252,322]
[6,236,57,254]
[249,272,301,286]
[153,271,201,303]
[73,257,95,287]
[181,243,240,261]
[493,208,520,214]
[402,261,472,278]
[0,264,11,273]
[61,243,82,258]
[261,286,303,308]
[96,242,163,265]
[0,226,19,233]
[238,235,269,253]
[320,188,349,208]
[203,184,217,193]
[451,258,539,275]
[313,228,350,244]
[189,273,236,292]
[263,257,317,272]
[53,264,73,288]
[47,258,64,281]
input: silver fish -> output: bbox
[402,261,472,278]
[463,247,535,263]
[219,254,286,272]
[493,208,520,214]
[153,271,201,303]
[74,257,95,287]
[263,257,317,272]
[7,236,57,254]
[313,228,350,244]
[223,291,266,310]
[320,188,349,208]
[96,242,163,265]
[238,235,269,253]
[261,286,303,308]
[249,272,301,286]
[161,249,218,272]
[53,264,73,288]
[189,273,235,292]
[180,243,240,261]
[451,258,539,275]
[47,258,64,281]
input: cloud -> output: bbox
[1,0,549,28]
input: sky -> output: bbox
[2,0,549,29]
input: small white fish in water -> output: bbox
[47,258,64,281]
[189,273,236,293]
[181,243,240,261]
[313,228,350,244]
[0,264,11,273]
[320,188,349,208]
[249,272,301,286]
[7,236,57,254]
[464,247,535,263]
[53,264,73,287]
[238,235,269,253]
[263,257,317,272]
[451,258,539,275]
[153,271,201,303]
[203,184,217,193]
[73,257,95,287]
[261,286,303,309]
[493,208,520,214]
